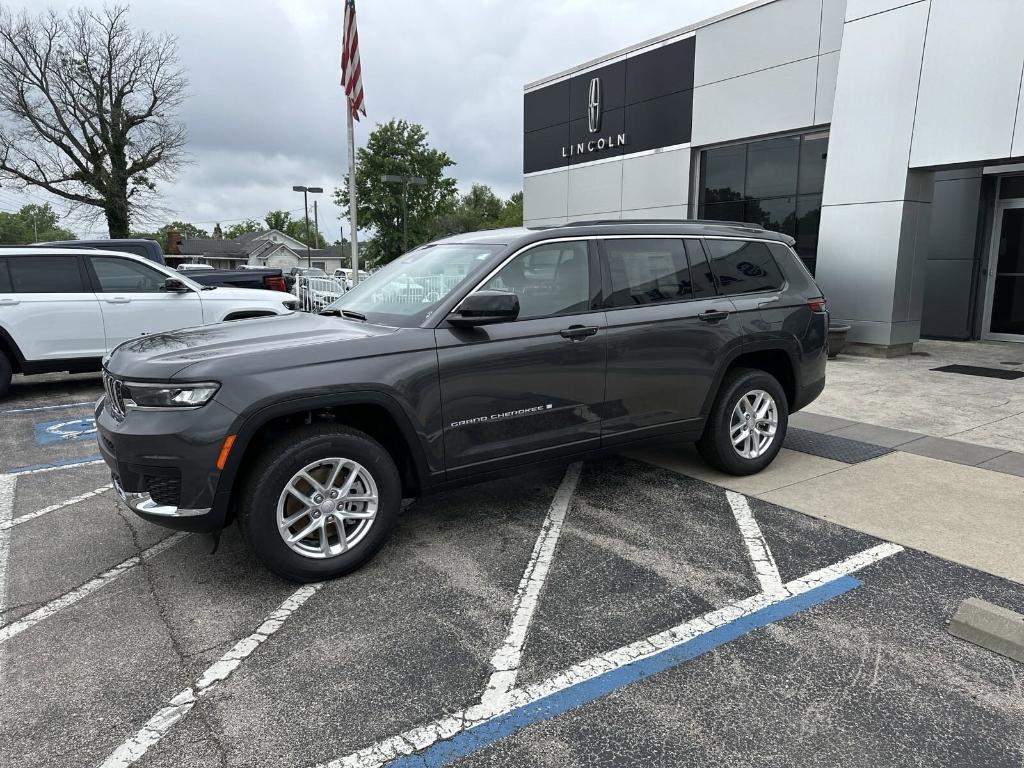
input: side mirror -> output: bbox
[448,290,520,327]
[164,277,190,293]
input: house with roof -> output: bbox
[165,228,351,274]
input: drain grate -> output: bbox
[931,364,1024,380]
[784,428,892,464]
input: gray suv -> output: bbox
[96,221,828,581]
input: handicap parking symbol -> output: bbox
[34,416,97,445]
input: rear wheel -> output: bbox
[238,424,401,582]
[0,352,11,398]
[697,368,788,476]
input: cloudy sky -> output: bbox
[14,0,740,239]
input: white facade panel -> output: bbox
[845,0,924,22]
[1013,87,1024,160]
[567,162,624,217]
[523,171,568,221]
[691,57,817,146]
[814,50,839,125]
[819,0,846,52]
[620,148,691,212]
[620,205,689,219]
[693,0,821,86]
[523,215,570,228]
[820,1,929,205]
[910,0,1024,168]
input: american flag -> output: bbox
[340,0,366,120]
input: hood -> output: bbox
[105,311,402,380]
[200,286,297,303]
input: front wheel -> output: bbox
[0,352,11,398]
[238,424,401,582]
[697,368,788,476]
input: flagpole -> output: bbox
[346,102,360,286]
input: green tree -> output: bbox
[334,119,458,267]
[223,219,263,240]
[0,203,76,244]
[264,210,293,232]
[497,191,523,228]
[430,186,523,238]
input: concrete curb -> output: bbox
[947,598,1024,664]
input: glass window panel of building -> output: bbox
[698,131,828,273]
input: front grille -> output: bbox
[103,371,126,420]
[146,474,181,508]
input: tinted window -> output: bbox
[684,239,717,298]
[8,256,85,293]
[605,239,691,307]
[705,240,784,295]
[745,136,799,199]
[481,242,590,320]
[92,257,168,293]
[0,259,10,293]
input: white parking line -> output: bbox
[726,489,784,595]
[318,541,904,768]
[0,532,188,646]
[99,582,324,768]
[0,400,93,415]
[480,461,582,706]
[10,457,105,476]
[0,485,112,531]
[0,474,16,676]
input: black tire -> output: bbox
[0,352,11,399]
[696,368,789,476]
[238,424,401,582]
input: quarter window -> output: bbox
[480,242,590,320]
[8,256,85,293]
[92,257,168,293]
[604,238,692,307]
[0,259,10,293]
[705,240,785,295]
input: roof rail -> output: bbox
[563,218,765,230]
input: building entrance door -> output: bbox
[983,199,1024,341]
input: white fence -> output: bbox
[294,276,347,313]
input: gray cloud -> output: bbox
[21,0,738,238]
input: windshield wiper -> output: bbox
[320,308,367,321]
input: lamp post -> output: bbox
[380,174,427,254]
[292,185,323,266]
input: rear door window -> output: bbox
[604,238,692,307]
[704,239,785,294]
[8,255,85,293]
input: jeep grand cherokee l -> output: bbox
[96,221,828,582]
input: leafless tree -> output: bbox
[0,5,187,237]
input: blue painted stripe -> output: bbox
[6,454,104,475]
[388,575,860,768]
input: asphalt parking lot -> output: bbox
[1,374,1023,768]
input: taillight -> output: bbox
[264,276,287,292]
[807,297,827,312]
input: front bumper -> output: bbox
[96,396,237,533]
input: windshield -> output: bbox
[325,242,502,326]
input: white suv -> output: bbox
[0,247,298,396]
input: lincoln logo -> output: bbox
[561,76,627,159]
[587,77,601,133]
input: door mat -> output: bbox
[783,428,892,464]
[931,364,1024,380]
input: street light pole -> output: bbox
[313,200,320,249]
[380,174,427,256]
[292,185,323,267]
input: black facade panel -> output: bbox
[623,90,693,153]
[569,61,626,117]
[524,123,570,174]
[568,108,626,165]
[625,37,696,105]
[523,34,696,174]
[524,79,571,133]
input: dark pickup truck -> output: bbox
[178,265,289,292]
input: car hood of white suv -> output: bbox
[200,285,298,304]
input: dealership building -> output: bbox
[522,0,1024,352]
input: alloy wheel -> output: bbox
[729,389,778,459]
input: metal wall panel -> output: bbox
[819,0,846,52]
[691,57,817,146]
[845,0,925,22]
[922,260,977,339]
[567,161,624,217]
[693,0,821,86]
[620,205,689,219]
[821,1,929,205]
[814,51,839,125]
[523,171,568,221]
[620,148,691,212]
[911,0,1024,168]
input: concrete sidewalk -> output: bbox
[627,431,1024,585]
[806,339,1024,453]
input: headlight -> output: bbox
[284,300,299,310]
[123,382,220,409]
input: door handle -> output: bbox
[0,298,20,306]
[697,309,730,323]
[105,297,131,304]
[559,325,599,340]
